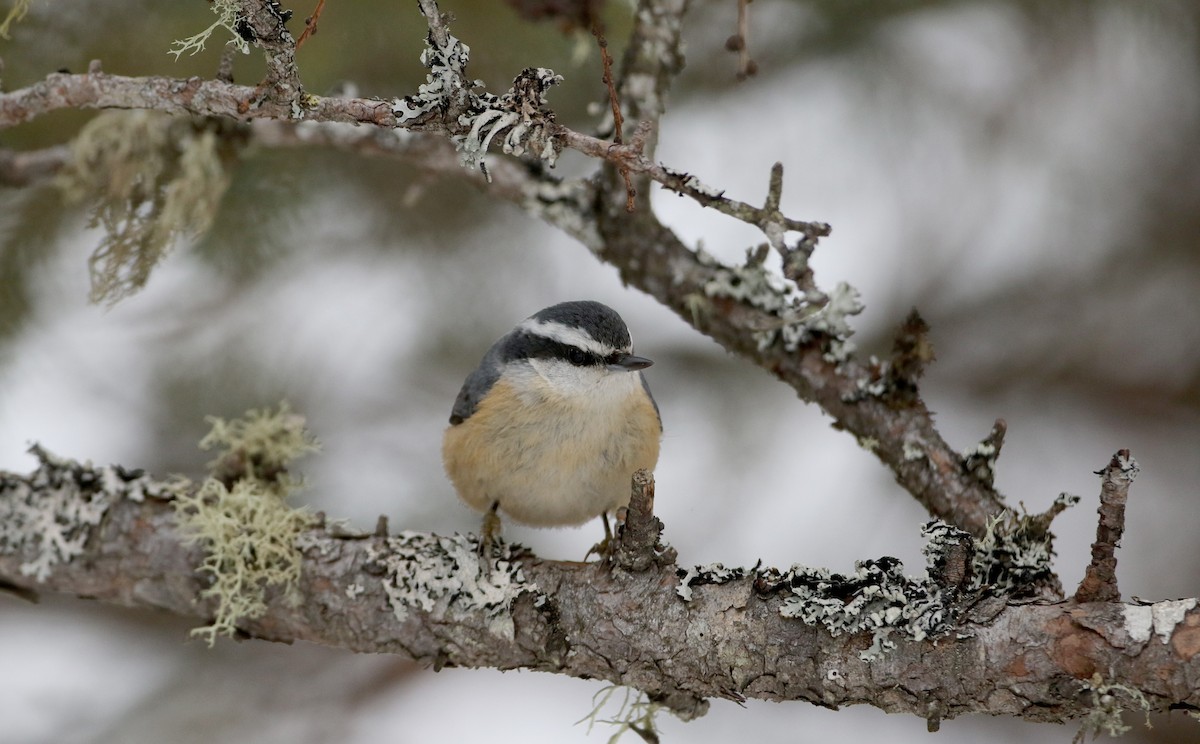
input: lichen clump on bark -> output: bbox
[174,402,319,645]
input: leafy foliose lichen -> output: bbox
[758,522,980,660]
[676,563,746,601]
[391,26,563,180]
[174,403,319,645]
[764,505,1075,659]
[366,532,539,641]
[774,555,952,661]
[57,111,232,305]
[969,493,1079,597]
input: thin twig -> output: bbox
[295,0,327,50]
[560,126,829,238]
[592,19,636,211]
[725,0,757,80]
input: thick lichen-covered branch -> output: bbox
[2,451,1199,726]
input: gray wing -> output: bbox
[449,343,504,425]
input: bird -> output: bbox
[442,300,662,556]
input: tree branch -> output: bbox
[0,144,68,186]
[1,451,1198,727]
[0,0,1016,537]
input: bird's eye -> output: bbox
[567,348,590,366]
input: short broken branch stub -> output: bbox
[1074,449,1138,603]
[612,469,675,572]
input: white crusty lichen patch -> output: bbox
[676,563,746,602]
[902,436,928,462]
[367,532,539,641]
[1123,599,1198,645]
[391,26,563,180]
[0,445,175,582]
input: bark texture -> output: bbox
[1,455,1198,727]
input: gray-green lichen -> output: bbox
[169,0,249,58]
[774,555,952,661]
[391,26,563,180]
[0,0,30,39]
[971,492,1078,595]
[0,446,175,582]
[174,403,319,645]
[761,521,993,660]
[759,508,1072,660]
[961,440,999,486]
[57,111,231,305]
[676,563,746,602]
[697,246,863,357]
[579,685,664,743]
[200,400,320,484]
[366,532,539,641]
[1077,673,1152,740]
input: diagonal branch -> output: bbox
[0,0,1017,536]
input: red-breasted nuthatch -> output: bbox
[442,300,662,552]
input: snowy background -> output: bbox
[2,1,1200,742]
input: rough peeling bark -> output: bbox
[2,475,1199,726]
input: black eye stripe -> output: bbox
[503,332,605,366]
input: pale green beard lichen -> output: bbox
[0,0,30,38]
[57,111,230,305]
[578,685,663,744]
[200,401,320,484]
[174,403,319,645]
[169,0,249,58]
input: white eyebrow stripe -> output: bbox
[519,318,614,355]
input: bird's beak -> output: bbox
[608,353,653,372]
